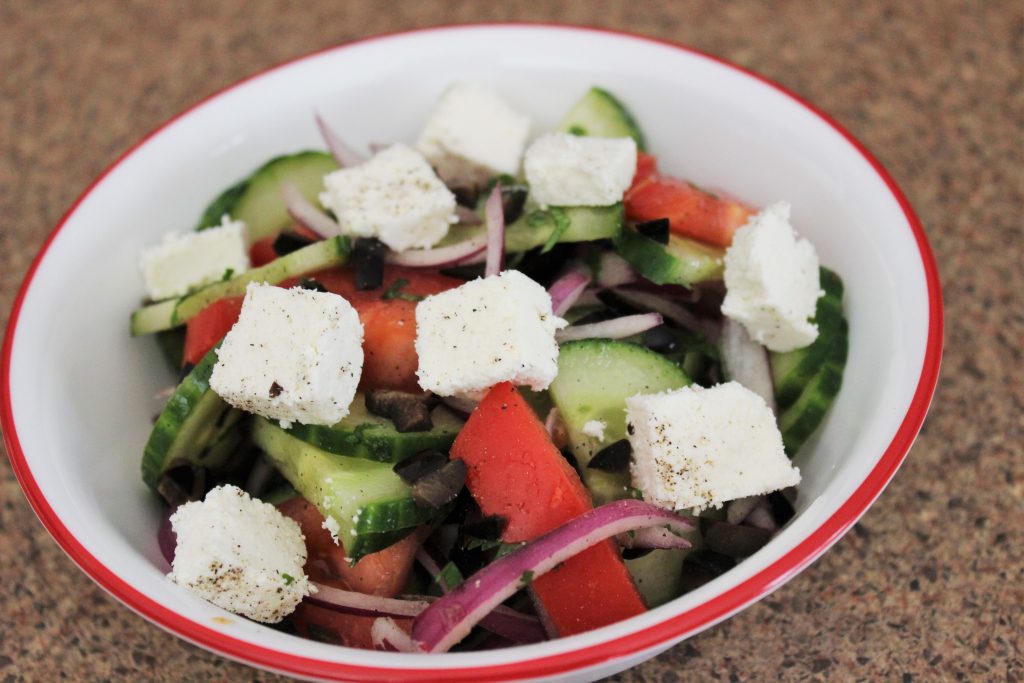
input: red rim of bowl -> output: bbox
[1,23,943,682]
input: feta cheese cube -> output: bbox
[210,282,363,426]
[139,216,250,300]
[523,132,637,208]
[319,143,456,252]
[416,84,532,187]
[169,485,313,623]
[626,382,800,512]
[415,270,567,397]
[721,202,822,352]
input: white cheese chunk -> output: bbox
[721,202,822,352]
[319,143,456,252]
[139,216,250,301]
[169,485,313,624]
[581,419,607,442]
[626,382,800,512]
[416,84,531,187]
[523,132,637,208]
[210,282,363,426]
[415,270,567,397]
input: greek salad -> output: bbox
[132,84,848,652]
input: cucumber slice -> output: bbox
[770,268,844,409]
[615,227,725,286]
[129,236,351,336]
[252,418,440,561]
[778,319,848,456]
[197,151,338,241]
[141,345,247,492]
[549,339,690,505]
[505,203,623,252]
[283,396,463,463]
[558,87,647,151]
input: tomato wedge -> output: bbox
[278,497,421,649]
[450,382,646,637]
[182,296,243,366]
[305,265,462,392]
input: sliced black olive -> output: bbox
[365,390,434,432]
[353,237,387,291]
[499,183,529,225]
[272,232,314,257]
[703,520,773,558]
[411,459,467,509]
[621,547,653,560]
[642,324,679,354]
[157,466,204,506]
[635,218,670,244]
[768,489,796,525]
[393,449,449,485]
[560,449,582,478]
[298,277,327,293]
[450,185,480,208]
[596,289,642,316]
[588,439,632,472]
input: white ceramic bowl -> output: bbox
[2,24,941,682]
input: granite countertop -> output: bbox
[1,1,1021,680]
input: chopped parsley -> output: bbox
[519,569,535,586]
[568,125,587,136]
[220,267,235,281]
[540,207,571,254]
[382,278,424,302]
[280,572,296,586]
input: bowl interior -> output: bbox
[4,25,935,680]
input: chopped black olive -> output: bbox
[393,449,449,485]
[679,550,736,593]
[365,390,434,432]
[272,232,314,257]
[498,183,529,225]
[635,218,670,244]
[588,439,632,472]
[642,324,679,354]
[571,308,619,326]
[411,459,467,509]
[298,277,327,292]
[460,514,508,541]
[450,185,480,208]
[596,289,643,316]
[621,547,653,560]
[353,237,387,291]
[157,466,205,506]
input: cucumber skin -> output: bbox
[549,339,691,505]
[558,87,647,151]
[771,268,845,409]
[252,418,438,561]
[197,151,338,240]
[129,236,351,336]
[283,402,463,464]
[615,228,725,287]
[505,203,623,252]
[141,345,245,491]
[779,319,848,456]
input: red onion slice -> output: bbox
[610,287,721,341]
[483,184,505,277]
[310,580,545,644]
[280,182,337,238]
[158,507,177,567]
[371,617,415,652]
[548,270,592,317]
[307,582,430,618]
[555,312,663,343]
[385,235,487,268]
[616,525,691,550]
[720,318,777,412]
[454,205,483,226]
[314,112,366,167]
[593,252,638,288]
[411,499,693,653]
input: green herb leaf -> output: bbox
[435,561,464,591]
[519,569,535,586]
[568,125,587,136]
[221,268,235,282]
[280,572,296,586]
[382,278,424,302]
[540,207,570,254]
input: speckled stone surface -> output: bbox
[1,1,1021,681]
